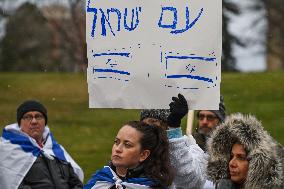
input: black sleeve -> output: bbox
[18,181,32,189]
[52,157,83,189]
[67,163,83,189]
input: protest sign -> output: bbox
[86,0,221,109]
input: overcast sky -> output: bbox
[0,0,268,72]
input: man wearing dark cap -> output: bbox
[16,100,48,147]
[193,95,226,151]
[0,100,84,189]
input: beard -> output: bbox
[197,126,214,137]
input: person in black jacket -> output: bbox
[0,100,83,189]
[18,155,83,189]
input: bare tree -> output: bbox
[264,0,284,70]
[41,0,87,72]
[68,0,87,72]
[249,0,284,70]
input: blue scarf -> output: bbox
[84,166,161,189]
[2,127,66,160]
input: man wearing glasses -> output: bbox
[0,100,84,189]
[193,96,226,151]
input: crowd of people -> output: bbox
[0,96,283,189]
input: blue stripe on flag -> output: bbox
[50,133,67,161]
[84,166,156,189]
[2,129,40,156]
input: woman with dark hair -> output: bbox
[84,121,174,189]
[207,113,284,189]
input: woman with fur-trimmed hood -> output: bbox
[206,113,284,189]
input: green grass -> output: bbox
[0,71,283,182]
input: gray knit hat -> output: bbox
[197,95,226,122]
[140,109,171,123]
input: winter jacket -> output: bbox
[84,163,165,189]
[167,128,207,189]
[215,179,238,189]
[18,155,83,189]
[207,113,284,189]
[193,130,207,152]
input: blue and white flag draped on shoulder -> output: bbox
[0,123,84,189]
[84,166,159,189]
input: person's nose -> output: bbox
[200,118,209,126]
[229,158,237,168]
[114,143,123,153]
[30,117,38,123]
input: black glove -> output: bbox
[167,93,188,128]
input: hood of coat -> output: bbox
[207,113,283,189]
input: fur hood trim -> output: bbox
[207,113,283,189]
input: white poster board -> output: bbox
[86,0,222,109]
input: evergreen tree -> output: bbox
[0,2,54,71]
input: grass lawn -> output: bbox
[0,71,283,182]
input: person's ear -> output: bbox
[139,150,150,162]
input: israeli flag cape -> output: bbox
[0,123,84,189]
[84,166,161,189]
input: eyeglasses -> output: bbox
[197,114,217,121]
[22,114,44,121]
